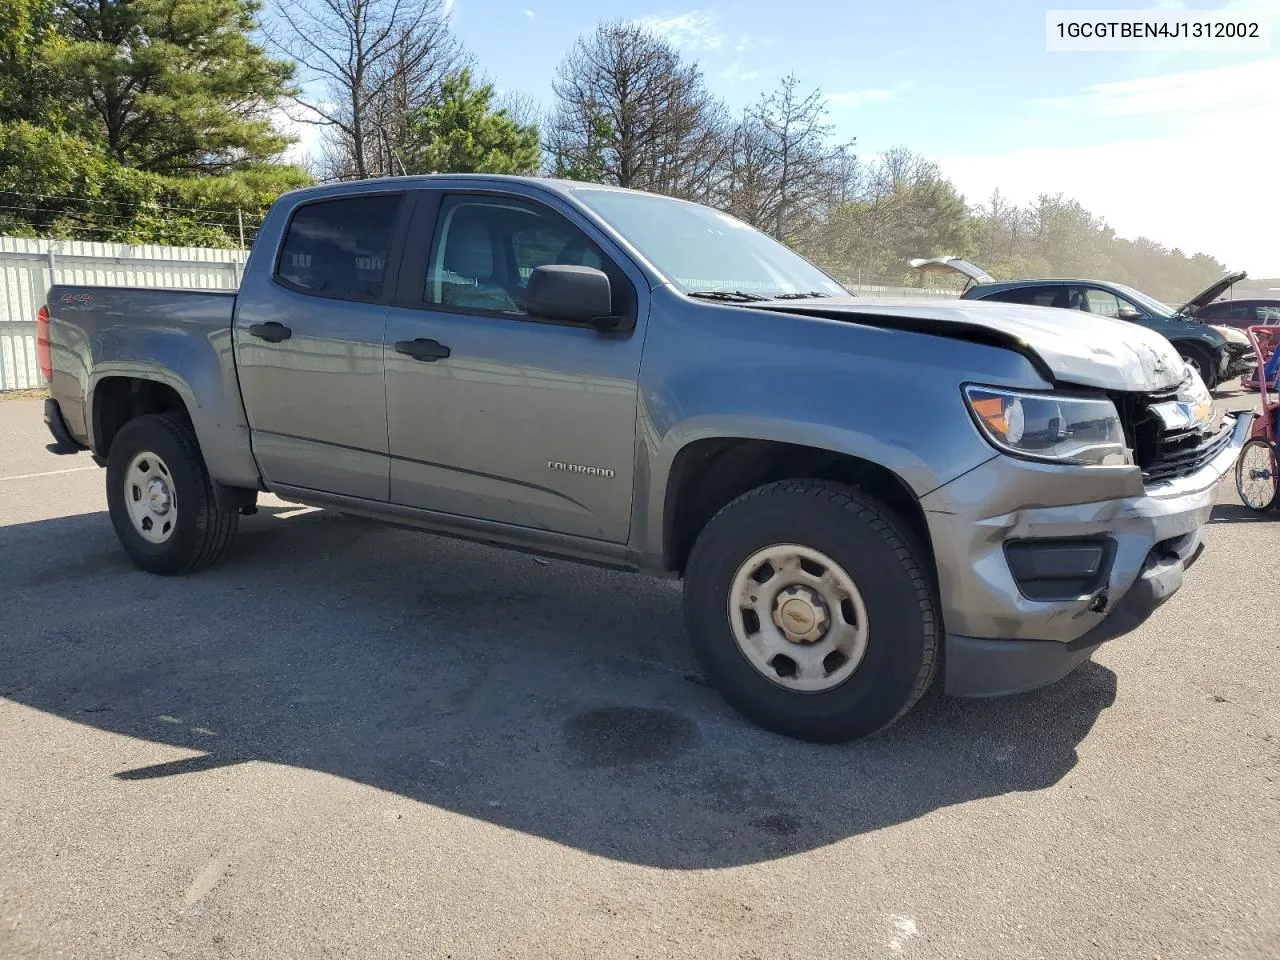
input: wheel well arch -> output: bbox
[1175,338,1214,360]
[662,438,934,578]
[91,376,190,459]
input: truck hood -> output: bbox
[755,296,1189,392]
[1177,270,1247,316]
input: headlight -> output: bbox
[1208,324,1247,346]
[963,385,1130,465]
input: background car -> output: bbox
[911,258,1247,389]
[1193,298,1280,329]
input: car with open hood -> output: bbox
[911,258,1251,388]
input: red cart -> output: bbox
[1235,325,1280,511]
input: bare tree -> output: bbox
[268,0,465,178]
[759,76,832,240]
[548,20,724,198]
[496,90,545,133]
[723,75,849,241]
[722,110,772,227]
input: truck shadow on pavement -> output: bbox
[1209,503,1280,524]
[0,506,1116,869]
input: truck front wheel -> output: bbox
[683,480,940,743]
[105,413,239,575]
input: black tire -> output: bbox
[682,480,940,743]
[1178,343,1218,390]
[105,413,239,575]
[1235,437,1279,512]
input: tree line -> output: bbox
[0,0,1229,300]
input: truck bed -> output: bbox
[44,284,252,485]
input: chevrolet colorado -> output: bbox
[39,175,1250,742]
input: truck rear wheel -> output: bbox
[105,413,238,575]
[683,480,939,743]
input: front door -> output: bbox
[382,189,647,542]
[233,191,409,501]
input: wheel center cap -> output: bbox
[773,586,829,644]
[146,477,171,515]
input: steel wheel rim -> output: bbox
[124,450,178,544]
[1238,440,1278,510]
[727,544,870,693]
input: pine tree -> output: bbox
[51,0,295,173]
[404,69,539,175]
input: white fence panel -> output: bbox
[0,237,246,390]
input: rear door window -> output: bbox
[276,194,403,301]
[985,286,1066,308]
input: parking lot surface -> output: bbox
[1,393,1278,959]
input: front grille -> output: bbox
[1142,420,1233,484]
[1112,382,1230,486]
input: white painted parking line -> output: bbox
[0,465,99,482]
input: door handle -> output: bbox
[395,338,451,362]
[248,321,292,343]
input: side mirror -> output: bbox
[1116,307,1141,321]
[526,265,614,327]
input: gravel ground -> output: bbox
[1,391,1277,960]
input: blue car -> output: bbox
[911,257,1249,389]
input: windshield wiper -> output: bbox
[770,291,834,300]
[687,289,771,303]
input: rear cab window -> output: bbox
[276,194,403,301]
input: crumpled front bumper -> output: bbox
[1227,346,1257,379]
[924,411,1251,697]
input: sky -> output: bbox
[290,0,1280,276]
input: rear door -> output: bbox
[233,191,411,500]
[381,188,647,542]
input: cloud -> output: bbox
[827,81,914,110]
[1032,57,1280,121]
[523,7,534,19]
[271,106,328,168]
[940,60,1280,274]
[633,10,726,49]
[719,62,760,84]
[442,0,455,16]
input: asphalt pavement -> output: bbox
[1,392,1277,959]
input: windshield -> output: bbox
[1111,283,1176,317]
[572,188,848,298]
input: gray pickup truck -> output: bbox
[39,175,1250,742]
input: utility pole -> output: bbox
[237,209,246,249]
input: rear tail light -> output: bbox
[36,304,52,381]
